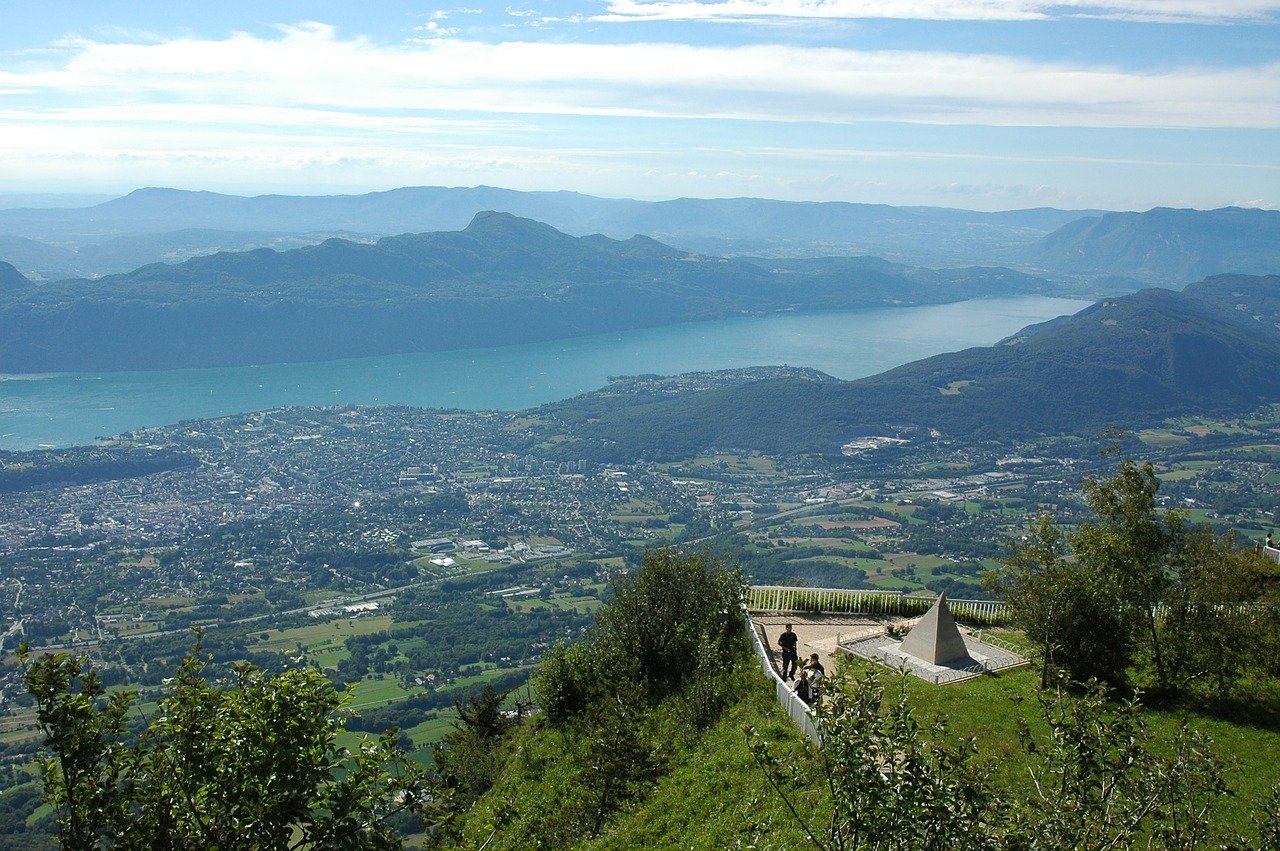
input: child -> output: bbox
[805,653,825,705]
[795,669,813,705]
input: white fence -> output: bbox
[745,585,1009,625]
[1263,545,1280,566]
[743,607,820,744]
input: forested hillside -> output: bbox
[530,276,1280,458]
[1029,207,1280,283]
[0,261,30,293]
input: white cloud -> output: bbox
[1,23,1277,130]
[413,21,461,37]
[430,8,483,20]
[0,21,1276,207]
[596,0,1280,23]
[597,0,1049,22]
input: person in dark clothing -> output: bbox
[795,669,813,705]
[778,623,799,680]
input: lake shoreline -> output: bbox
[0,296,1090,451]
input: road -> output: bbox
[0,617,25,656]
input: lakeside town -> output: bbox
[4,397,1277,656]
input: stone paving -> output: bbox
[752,613,1027,686]
[753,614,886,680]
[839,633,1027,685]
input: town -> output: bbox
[3,396,1277,655]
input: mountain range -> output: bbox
[2,186,1275,284]
[0,186,1094,272]
[0,212,1066,374]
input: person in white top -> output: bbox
[805,653,826,705]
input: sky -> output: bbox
[0,1,1278,211]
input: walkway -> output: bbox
[752,614,882,679]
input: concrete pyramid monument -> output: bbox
[898,593,971,665]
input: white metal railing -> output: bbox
[1263,545,1280,566]
[742,606,820,744]
[745,585,1009,624]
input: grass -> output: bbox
[1138,429,1192,448]
[508,593,602,615]
[254,614,394,655]
[780,536,879,555]
[832,650,1280,839]
[403,710,458,749]
[346,674,421,709]
[446,660,821,850]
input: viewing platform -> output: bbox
[743,585,1026,740]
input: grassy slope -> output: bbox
[446,630,1280,848]
[445,662,824,850]
[835,639,1280,839]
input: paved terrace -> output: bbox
[751,614,886,680]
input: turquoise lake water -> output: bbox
[0,296,1089,450]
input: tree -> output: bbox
[1160,526,1278,698]
[434,685,519,805]
[990,514,1131,687]
[21,643,443,849]
[1071,459,1179,688]
[991,458,1278,694]
[517,548,746,841]
[534,547,745,723]
[592,547,745,697]
[575,677,656,839]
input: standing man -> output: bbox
[778,623,799,680]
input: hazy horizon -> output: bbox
[2,2,1278,212]
[0,184,1134,215]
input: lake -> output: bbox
[0,296,1089,450]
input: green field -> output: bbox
[255,614,395,655]
[347,674,422,709]
[1138,428,1192,448]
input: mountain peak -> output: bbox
[0,260,33,292]
[463,210,566,237]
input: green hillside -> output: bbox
[1030,207,1280,283]
[438,540,1280,849]
[441,660,819,850]
[533,277,1280,458]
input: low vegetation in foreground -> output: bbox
[14,457,1280,849]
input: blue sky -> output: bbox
[1,1,1277,210]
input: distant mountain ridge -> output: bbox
[5,187,1274,284]
[1030,206,1280,283]
[530,275,1280,458]
[0,212,1060,373]
[0,185,1106,276]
